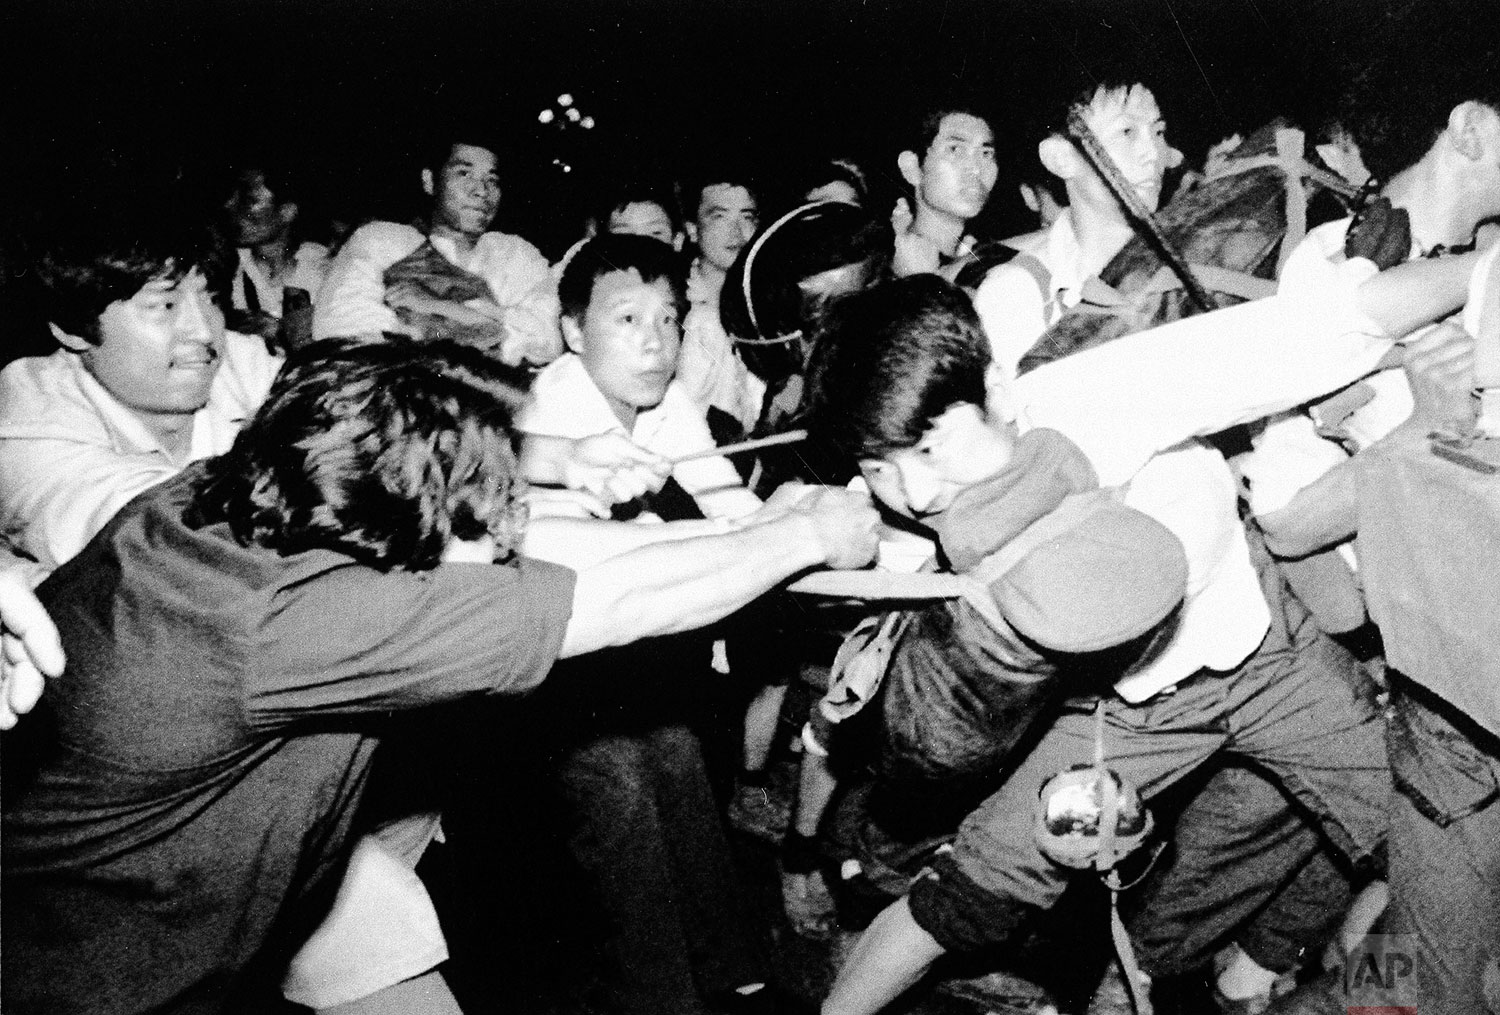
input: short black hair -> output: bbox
[558,233,687,322]
[1335,6,1500,181]
[35,192,231,345]
[597,180,683,235]
[189,337,531,572]
[805,275,990,462]
[419,131,504,180]
[905,104,993,163]
[680,165,760,224]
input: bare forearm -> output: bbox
[524,516,730,570]
[560,514,825,657]
[1258,418,1430,557]
[1357,251,1480,338]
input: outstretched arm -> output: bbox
[558,485,879,658]
[1259,323,1477,557]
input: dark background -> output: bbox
[0,0,1433,348]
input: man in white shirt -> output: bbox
[0,207,282,575]
[972,80,1180,393]
[523,233,760,522]
[313,132,563,365]
[676,168,765,431]
[810,260,1482,1015]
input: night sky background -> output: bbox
[0,0,1443,343]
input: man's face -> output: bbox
[565,269,683,426]
[858,402,1014,522]
[225,170,293,247]
[692,183,758,273]
[81,269,227,423]
[608,201,679,246]
[427,144,501,239]
[912,113,998,222]
[1074,85,1173,213]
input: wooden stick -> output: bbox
[670,429,808,464]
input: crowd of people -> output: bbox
[3,13,1500,1015]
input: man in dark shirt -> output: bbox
[3,338,879,1015]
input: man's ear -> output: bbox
[683,220,699,247]
[278,201,300,227]
[897,150,923,190]
[671,231,685,253]
[981,361,1011,419]
[1038,136,1084,181]
[561,315,586,354]
[421,168,436,198]
[49,322,90,353]
[1448,100,1499,164]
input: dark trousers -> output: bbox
[1127,760,1354,977]
[536,641,767,1015]
[1379,679,1500,1015]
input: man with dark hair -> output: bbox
[0,201,281,573]
[3,337,880,1015]
[221,161,331,350]
[972,77,1181,393]
[314,132,562,364]
[530,233,758,521]
[601,181,686,250]
[808,263,1482,1015]
[677,165,764,430]
[890,104,999,278]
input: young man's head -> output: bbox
[36,201,232,428]
[223,164,300,249]
[190,338,530,571]
[600,183,685,250]
[421,137,503,241]
[1038,82,1179,223]
[806,275,1013,521]
[559,234,688,426]
[1338,19,1500,235]
[683,171,760,276]
[898,106,999,227]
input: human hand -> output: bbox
[1403,322,1477,435]
[0,569,65,730]
[561,433,672,505]
[785,484,880,570]
[890,198,941,277]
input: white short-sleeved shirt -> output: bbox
[0,331,282,573]
[519,353,760,522]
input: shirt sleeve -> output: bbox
[485,237,564,364]
[973,259,1051,382]
[1014,289,1394,487]
[0,369,180,571]
[246,555,576,728]
[312,223,413,340]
